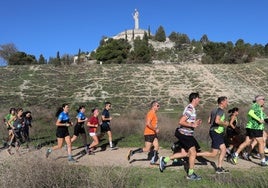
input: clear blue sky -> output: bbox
[0,0,267,64]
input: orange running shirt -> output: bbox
[144,109,158,135]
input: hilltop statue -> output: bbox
[132,9,139,29]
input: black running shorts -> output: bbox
[56,126,70,138]
[144,134,158,143]
[73,124,86,136]
[246,128,263,138]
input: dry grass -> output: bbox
[0,155,131,188]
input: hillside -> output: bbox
[0,59,267,114]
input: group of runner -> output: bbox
[127,93,268,181]
[45,102,114,162]
[3,102,114,161]
[3,107,32,155]
[3,94,267,181]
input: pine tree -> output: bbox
[154,26,166,42]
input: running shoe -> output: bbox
[216,167,230,174]
[230,153,238,165]
[150,154,159,165]
[110,145,117,150]
[88,150,95,155]
[186,173,202,181]
[252,153,261,159]
[46,148,52,158]
[260,161,268,167]
[68,157,76,162]
[226,148,231,155]
[150,156,156,165]
[159,156,166,172]
[127,150,133,161]
[242,152,252,161]
[7,148,12,155]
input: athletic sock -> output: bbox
[188,169,194,175]
[109,141,113,147]
[68,154,73,159]
[133,148,143,154]
[164,157,170,163]
[234,152,238,157]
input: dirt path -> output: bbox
[0,145,264,171]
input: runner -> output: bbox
[196,96,230,174]
[87,108,100,154]
[225,107,240,155]
[98,102,115,149]
[241,104,268,160]
[46,103,76,162]
[70,105,88,152]
[4,108,16,148]
[159,92,202,180]
[7,108,24,155]
[230,95,267,166]
[21,110,32,148]
[127,101,160,165]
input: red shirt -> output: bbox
[88,116,99,133]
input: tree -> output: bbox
[0,43,18,64]
[154,25,166,42]
[264,43,268,57]
[38,54,46,64]
[148,26,151,39]
[130,36,153,64]
[8,51,37,65]
[94,38,131,63]
[202,42,228,63]
[55,51,61,65]
[77,49,81,64]
[200,34,209,45]
[61,54,72,65]
[168,32,179,42]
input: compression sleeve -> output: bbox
[248,109,261,121]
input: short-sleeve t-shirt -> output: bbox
[102,109,110,125]
[88,116,99,133]
[178,104,196,136]
[210,107,225,134]
[144,109,158,135]
[58,112,70,123]
[76,112,86,126]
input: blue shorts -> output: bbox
[210,130,225,149]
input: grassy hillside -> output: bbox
[1,59,267,112]
[0,59,267,143]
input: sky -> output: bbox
[0,0,267,65]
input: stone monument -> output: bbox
[133,9,139,29]
[113,9,151,41]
